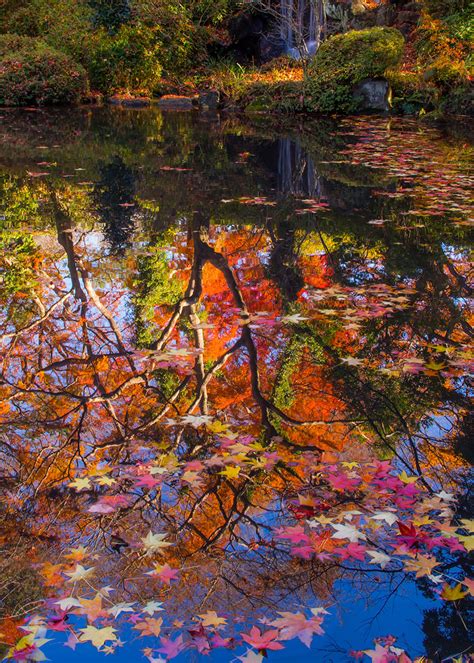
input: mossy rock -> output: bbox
[304,27,405,114]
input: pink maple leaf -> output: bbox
[327,473,360,492]
[157,635,186,659]
[241,626,284,651]
[275,525,310,544]
[334,543,366,561]
[135,474,161,489]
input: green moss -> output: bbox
[304,27,405,114]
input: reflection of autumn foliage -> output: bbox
[0,116,472,661]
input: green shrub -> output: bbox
[88,0,132,32]
[304,27,405,114]
[424,0,469,18]
[439,83,474,116]
[0,33,42,56]
[1,5,40,36]
[85,24,162,93]
[386,69,436,114]
[0,38,88,105]
[1,0,95,70]
[32,0,94,63]
[424,58,470,88]
[133,0,201,74]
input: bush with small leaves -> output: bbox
[85,24,162,93]
[0,37,88,105]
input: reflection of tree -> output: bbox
[423,600,474,662]
[0,110,472,659]
[267,219,305,302]
[93,156,137,254]
[421,478,474,660]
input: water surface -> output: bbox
[0,108,472,662]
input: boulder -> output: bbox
[198,90,220,110]
[157,95,195,110]
[353,78,390,111]
[107,95,151,107]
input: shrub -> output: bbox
[1,5,40,36]
[439,83,473,116]
[32,0,94,64]
[133,0,201,74]
[416,11,471,85]
[424,0,468,18]
[85,24,162,93]
[304,27,405,114]
[0,38,88,105]
[386,69,436,115]
[0,33,42,56]
[424,58,469,88]
[1,1,95,74]
[0,231,38,294]
[88,0,132,32]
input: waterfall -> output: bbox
[279,0,325,58]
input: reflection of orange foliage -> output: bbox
[0,617,24,646]
[299,255,333,290]
[282,350,349,451]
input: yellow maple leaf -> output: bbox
[441,583,468,602]
[398,470,419,484]
[404,555,439,578]
[413,515,434,526]
[69,477,92,491]
[79,625,117,649]
[460,519,474,533]
[198,611,227,628]
[457,534,474,552]
[78,594,106,621]
[207,421,229,434]
[64,546,88,562]
[133,617,163,637]
[65,564,95,582]
[219,465,241,479]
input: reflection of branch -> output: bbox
[0,292,72,343]
[49,186,86,301]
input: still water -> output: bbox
[0,108,472,662]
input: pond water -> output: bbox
[0,108,472,663]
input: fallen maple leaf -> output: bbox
[79,625,117,649]
[241,626,284,651]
